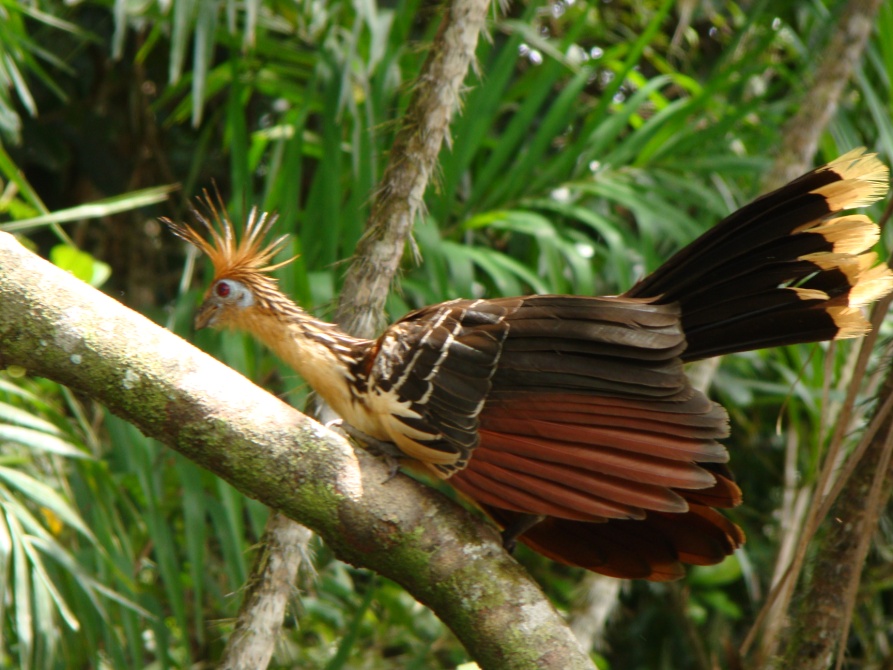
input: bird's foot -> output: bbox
[325,419,404,482]
[500,514,546,553]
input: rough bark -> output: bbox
[0,231,596,670]
[220,1,496,666]
[218,514,312,670]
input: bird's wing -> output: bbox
[445,295,736,513]
[438,295,741,580]
[366,295,720,478]
[364,298,516,474]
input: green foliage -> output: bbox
[1,0,892,667]
[49,245,111,286]
[0,0,83,144]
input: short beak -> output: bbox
[194,301,218,330]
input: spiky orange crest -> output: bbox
[165,190,296,285]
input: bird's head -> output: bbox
[163,192,296,331]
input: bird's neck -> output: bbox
[232,302,372,421]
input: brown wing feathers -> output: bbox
[367,299,516,474]
[421,294,741,579]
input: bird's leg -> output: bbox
[501,513,546,553]
[325,419,404,481]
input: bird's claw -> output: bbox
[380,455,402,483]
[325,419,404,483]
[501,514,546,553]
[324,418,347,435]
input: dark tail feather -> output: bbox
[484,504,745,581]
[624,149,893,361]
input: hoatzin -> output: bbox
[166,149,893,581]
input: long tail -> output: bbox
[625,148,893,360]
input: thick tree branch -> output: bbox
[0,232,595,669]
[779,373,893,670]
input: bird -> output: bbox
[165,148,893,581]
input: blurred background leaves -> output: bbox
[1,0,892,668]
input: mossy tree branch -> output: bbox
[0,232,596,669]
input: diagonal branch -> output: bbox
[0,231,596,670]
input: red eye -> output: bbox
[216,281,231,297]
